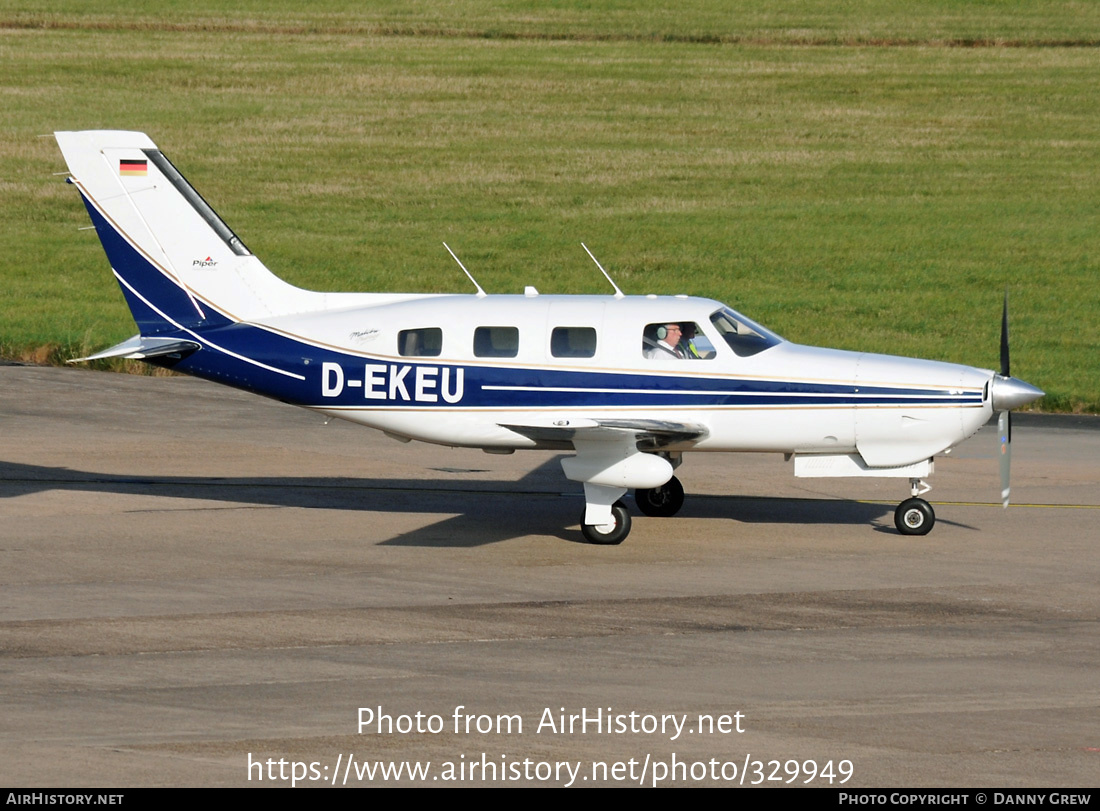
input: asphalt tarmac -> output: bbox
[2,365,1097,787]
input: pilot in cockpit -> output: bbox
[679,322,702,359]
[645,323,684,360]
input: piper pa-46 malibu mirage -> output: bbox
[54,130,1044,544]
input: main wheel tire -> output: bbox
[581,500,632,545]
[634,476,685,518]
[894,497,935,536]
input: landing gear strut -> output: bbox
[635,475,685,517]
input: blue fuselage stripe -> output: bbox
[164,321,983,410]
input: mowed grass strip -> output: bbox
[5,0,1100,45]
[1,9,1097,410]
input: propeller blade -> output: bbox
[998,410,1011,508]
[1000,289,1010,377]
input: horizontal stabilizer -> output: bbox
[68,334,201,363]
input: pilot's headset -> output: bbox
[656,324,675,341]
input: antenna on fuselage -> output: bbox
[581,243,624,299]
[443,242,486,298]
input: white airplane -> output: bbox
[54,130,1044,544]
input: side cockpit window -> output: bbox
[643,322,715,360]
[398,327,442,357]
[474,326,519,358]
[551,327,597,358]
[709,308,782,358]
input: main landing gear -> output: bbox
[894,477,935,536]
[634,475,685,518]
[572,450,683,545]
[580,500,632,545]
[579,475,685,544]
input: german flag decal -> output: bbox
[119,158,148,176]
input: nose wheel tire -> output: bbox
[894,497,935,536]
[634,476,685,518]
[581,500,632,545]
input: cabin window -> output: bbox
[550,326,597,358]
[398,327,442,357]
[642,322,715,360]
[474,326,519,358]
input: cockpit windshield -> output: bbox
[709,307,783,358]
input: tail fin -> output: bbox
[55,131,308,334]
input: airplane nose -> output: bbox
[990,375,1044,411]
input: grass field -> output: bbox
[2,2,1098,410]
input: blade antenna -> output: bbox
[581,243,624,299]
[443,242,486,298]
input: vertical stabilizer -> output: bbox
[55,131,309,333]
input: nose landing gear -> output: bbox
[895,477,935,535]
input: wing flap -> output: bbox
[499,417,708,449]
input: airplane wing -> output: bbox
[499,417,708,449]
